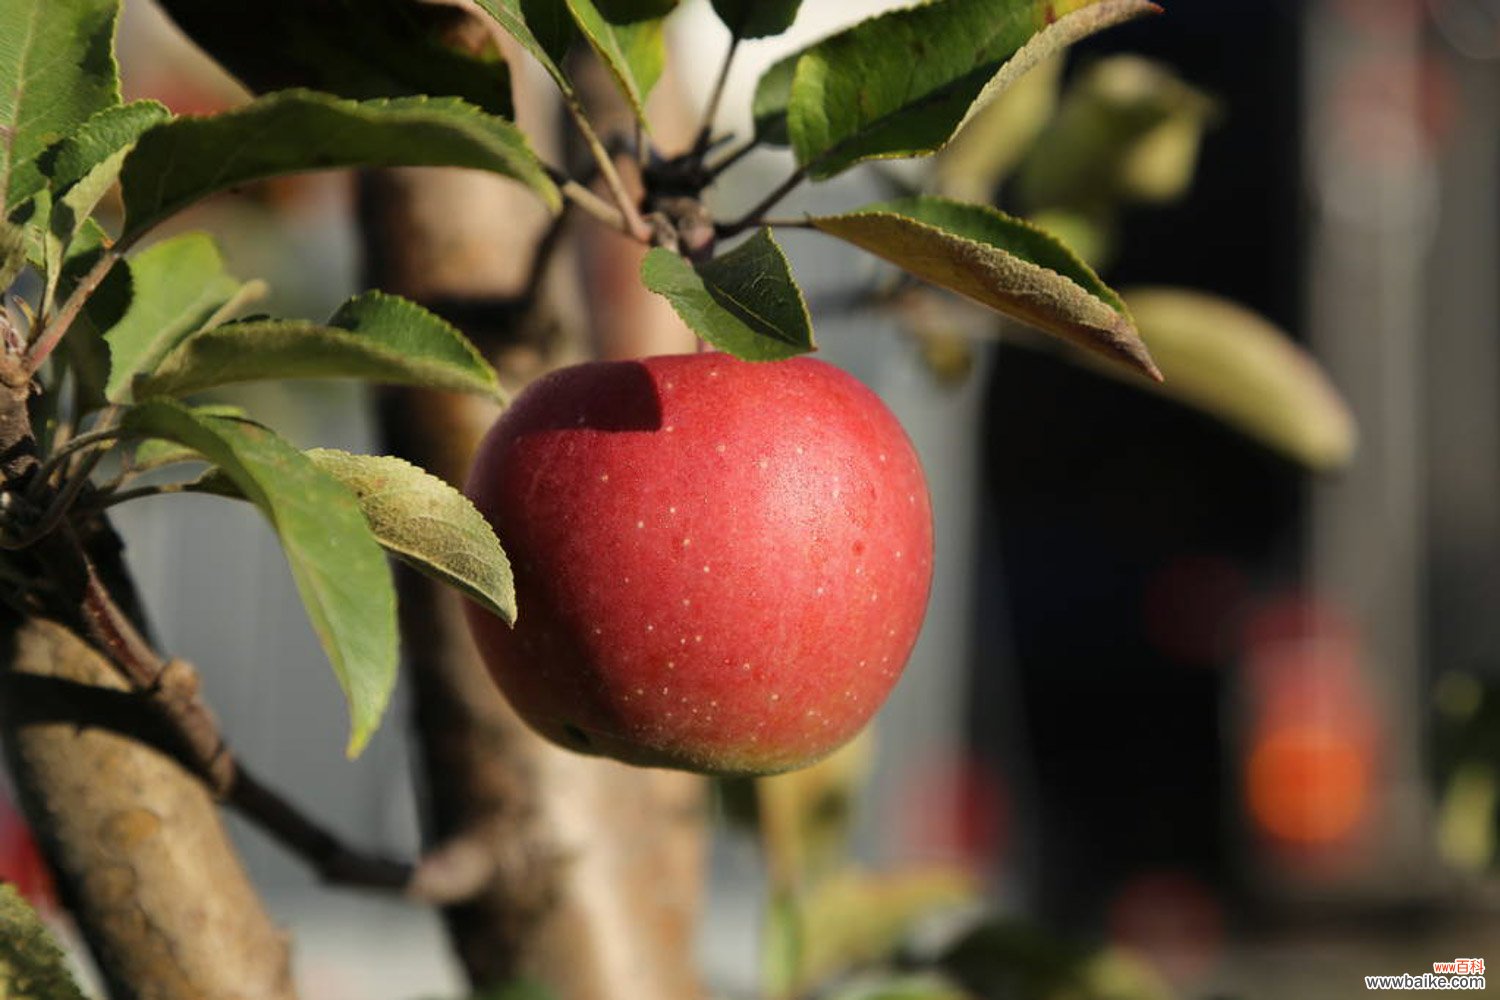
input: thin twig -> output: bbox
[693,36,740,157]
[716,166,809,238]
[706,139,757,180]
[24,249,118,374]
[62,530,500,903]
[77,480,196,513]
[563,100,650,242]
[560,178,628,233]
[27,422,125,497]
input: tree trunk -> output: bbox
[360,163,708,999]
[0,615,297,1000]
[0,342,297,1000]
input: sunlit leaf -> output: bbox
[566,0,670,123]
[810,196,1156,379]
[103,232,244,402]
[121,403,399,756]
[306,449,517,625]
[0,0,120,212]
[751,0,1159,178]
[641,229,813,360]
[118,89,559,243]
[134,290,503,400]
[0,884,88,1000]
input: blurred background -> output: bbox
[3,0,1499,997]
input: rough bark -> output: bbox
[0,616,297,1000]
[0,346,297,1000]
[361,125,708,1000]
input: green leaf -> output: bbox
[103,232,243,402]
[751,55,796,146]
[134,290,503,400]
[0,0,120,213]
[641,229,812,360]
[565,0,668,123]
[306,449,516,625]
[41,100,171,248]
[0,884,88,1000]
[1120,287,1357,470]
[42,100,170,194]
[711,0,800,39]
[1016,54,1216,214]
[121,402,399,756]
[0,217,23,289]
[154,0,512,115]
[472,0,577,95]
[810,196,1156,379]
[118,90,559,244]
[754,0,1158,178]
[131,403,248,471]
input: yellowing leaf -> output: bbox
[1123,287,1356,470]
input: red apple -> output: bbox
[463,353,933,775]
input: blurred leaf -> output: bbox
[934,55,1063,201]
[936,919,1175,1000]
[752,0,1158,178]
[1077,947,1174,1000]
[711,0,801,40]
[777,867,978,997]
[1121,287,1356,470]
[104,232,243,402]
[756,730,875,887]
[0,884,88,1000]
[937,917,1087,999]
[134,290,503,400]
[1437,762,1497,872]
[121,403,398,757]
[751,55,796,145]
[473,0,578,96]
[305,449,517,625]
[155,0,513,115]
[1016,55,1215,214]
[566,0,670,123]
[641,229,813,360]
[764,888,803,1000]
[825,974,972,1000]
[118,89,559,244]
[811,196,1156,379]
[0,0,120,213]
[1026,208,1112,271]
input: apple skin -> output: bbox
[463,353,933,775]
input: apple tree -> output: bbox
[0,1,1352,998]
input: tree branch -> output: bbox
[24,249,118,375]
[716,166,809,237]
[60,526,498,904]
